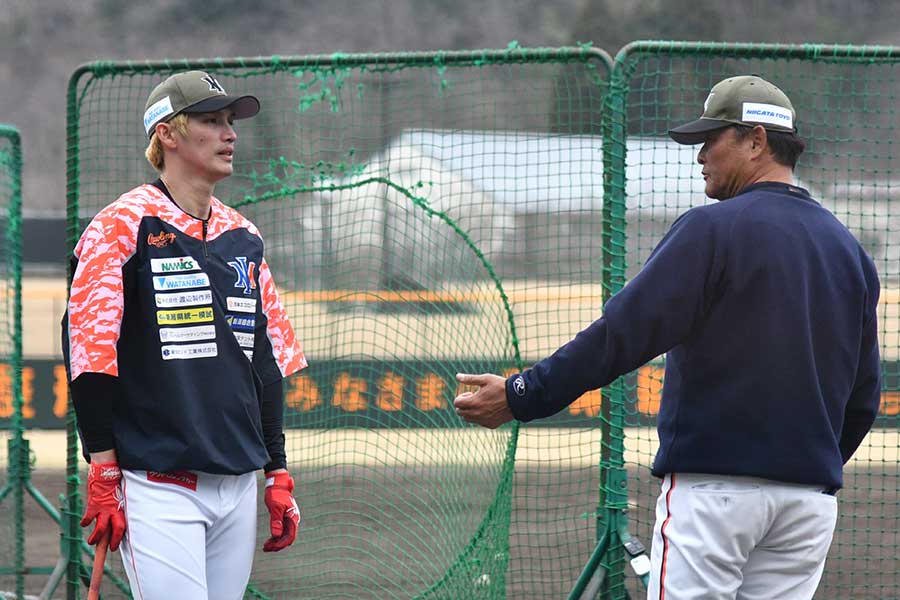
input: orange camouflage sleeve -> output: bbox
[67,203,139,380]
[258,257,307,377]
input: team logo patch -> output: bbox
[159,324,216,343]
[226,314,256,332]
[156,307,214,325]
[147,231,176,248]
[153,273,210,291]
[161,342,218,361]
[227,296,257,313]
[151,256,199,273]
[227,257,257,296]
[155,290,212,308]
[512,375,526,397]
[202,74,225,94]
[147,470,198,491]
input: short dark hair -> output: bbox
[732,125,806,169]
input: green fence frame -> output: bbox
[0,125,65,597]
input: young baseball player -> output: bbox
[63,70,308,599]
[454,75,881,599]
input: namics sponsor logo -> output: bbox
[152,273,210,291]
[151,256,199,273]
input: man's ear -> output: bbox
[749,125,768,158]
[155,121,179,150]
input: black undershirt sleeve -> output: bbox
[261,378,287,473]
[69,372,117,455]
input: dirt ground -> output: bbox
[2,464,898,600]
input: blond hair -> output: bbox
[144,113,190,172]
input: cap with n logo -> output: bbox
[143,70,260,138]
[668,75,796,145]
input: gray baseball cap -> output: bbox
[143,70,260,138]
[668,75,796,145]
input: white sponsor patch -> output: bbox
[161,342,218,361]
[155,290,212,308]
[151,256,199,274]
[144,96,174,134]
[233,331,255,348]
[159,325,216,343]
[243,350,254,361]
[227,296,257,313]
[153,273,210,291]
[742,102,793,128]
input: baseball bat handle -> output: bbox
[87,534,109,600]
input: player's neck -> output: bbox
[159,173,214,220]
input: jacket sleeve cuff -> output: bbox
[505,372,534,422]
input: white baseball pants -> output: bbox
[647,473,838,600]
[118,469,257,600]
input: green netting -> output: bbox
[610,42,900,599]
[0,124,24,596]
[65,49,614,599]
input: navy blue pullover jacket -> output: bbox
[506,182,881,489]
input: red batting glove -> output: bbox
[263,471,300,552]
[80,461,126,551]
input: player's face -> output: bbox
[697,127,754,200]
[178,110,237,182]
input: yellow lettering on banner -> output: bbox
[332,373,367,412]
[376,371,404,411]
[53,364,69,418]
[286,374,321,412]
[21,367,34,419]
[880,391,900,416]
[0,364,11,418]
[636,365,664,416]
[415,373,445,411]
[0,365,35,418]
[569,389,601,417]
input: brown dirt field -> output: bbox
[2,463,898,599]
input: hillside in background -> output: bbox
[2,0,899,215]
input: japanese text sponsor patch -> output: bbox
[155,290,213,308]
[161,342,218,361]
[159,324,216,343]
[156,307,214,325]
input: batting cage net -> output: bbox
[65,48,614,599]
[62,43,900,599]
[0,124,24,598]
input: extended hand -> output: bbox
[80,461,126,551]
[263,470,300,552]
[453,373,514,429]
